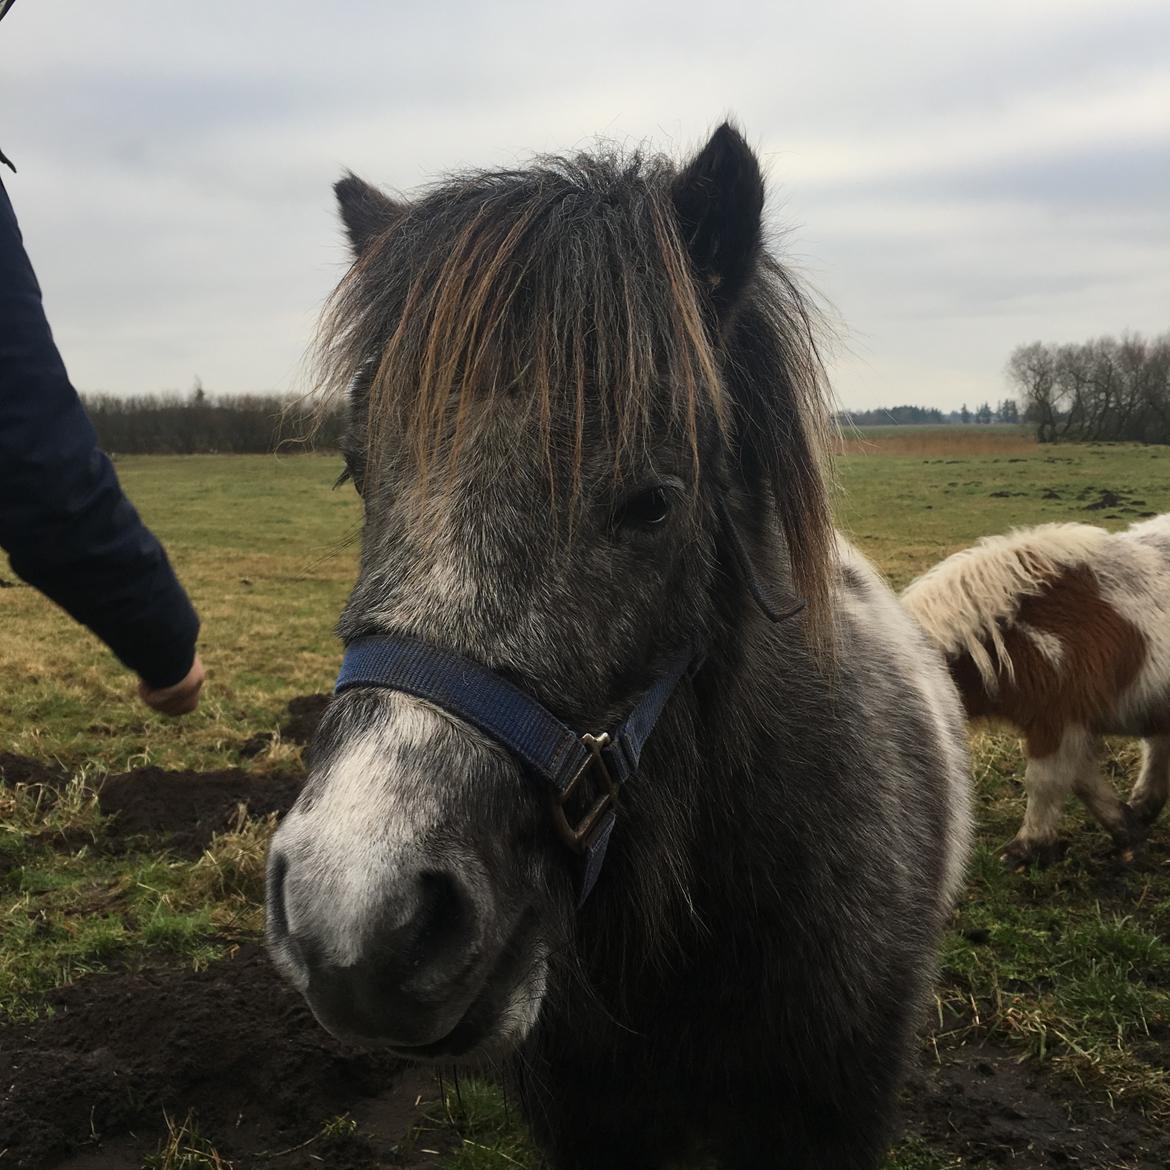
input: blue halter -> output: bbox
[335,635,699,903]
[332,502,802,903]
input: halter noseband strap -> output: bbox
[333,508,801,904]
[335,636,699,903]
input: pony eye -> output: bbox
[613,486,672,533]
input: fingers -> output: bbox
[139,653,205,717]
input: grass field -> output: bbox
[3,431,1170,1168]
[0,454,359,772]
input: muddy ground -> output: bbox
[3,696,1168,1169]
[900,1022,1168,1169]
[1,696,453,1170]
[0,943,446,1170]
[94,694,326,857]
[4,936,1165,1169]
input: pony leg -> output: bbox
[1072,751,1146,857]
[1002,727,1091,867]
[1128,735,1170,827]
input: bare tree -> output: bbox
[1008,342,1059,442]
[1008,333,1170,444]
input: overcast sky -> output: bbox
[2,0,1167,412]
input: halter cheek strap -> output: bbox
[717,499,807,624]
[335,636,699,903]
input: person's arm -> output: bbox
[0,177,202,707]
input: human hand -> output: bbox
[139,653,205,716]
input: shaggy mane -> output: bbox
[901,522,1112,690]
[316,152,726,487]
[313,146,835,638]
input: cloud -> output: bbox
[1,0,1166,409]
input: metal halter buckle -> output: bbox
[551,732,619,853]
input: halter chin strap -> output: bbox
[335,636,700,904]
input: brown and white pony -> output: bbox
[903,515,1170,865]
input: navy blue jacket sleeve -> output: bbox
[0,178,199,689]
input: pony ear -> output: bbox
[671,122,765,313]
[334,172,405,258]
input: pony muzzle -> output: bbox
[265,836,504,1050]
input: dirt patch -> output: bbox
[9,759,304,858]
[0,943,443,1170]
[1078,487,1150,515]
[97,766,302,857]
[2,918,1165,1169]
[240,693,331,758]
[0,753,69,789]
[3,699,316,858]
[1084,488,1124,511]
[281,693,331,745]
[900,1035,1168,1169]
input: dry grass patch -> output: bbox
[836,425,1038,457]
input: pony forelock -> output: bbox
[312,143,836,642]
[315,151,729,492]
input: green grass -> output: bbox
[3,444,1170,1168]
[143,1112,234,1170]
[0,453,360,771]
[413,1077,543,1170]
[0,757,269,1020]
[836,439,1169,587]
[935,728,1170,1119]
[0,851,230,1022]
[0,833,241,1021]
[883,1137,966,1170]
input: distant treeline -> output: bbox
[839,404,945,427]
[83,387,344,454]
[1008,333,1170,444]
[86,332,1170,454]
[839,402,1020,427]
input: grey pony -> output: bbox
[267,124,971,1170]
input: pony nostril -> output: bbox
[412,870,471,952]
[265,849,314,990]
[365,868,480,995]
